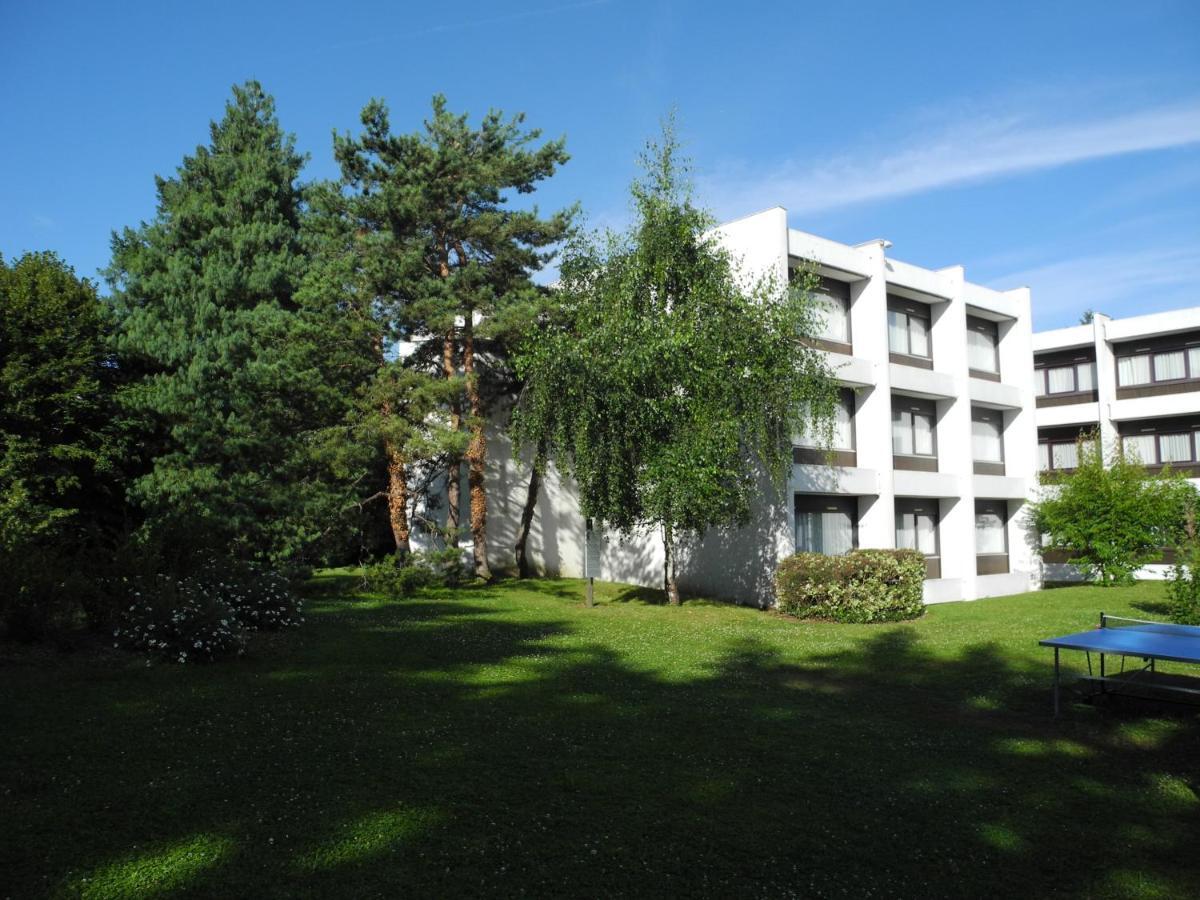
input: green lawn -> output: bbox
[2,577,1198,898]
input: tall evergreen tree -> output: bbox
[327,95,574,577]
[107,81,345,566]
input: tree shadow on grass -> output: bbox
[3,588,1199,898]
[1129,598,1174,617]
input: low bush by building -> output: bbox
[775,549,926,624]
[362,549,472,599]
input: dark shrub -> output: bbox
[363,548,473,598]
[775,549,926,623]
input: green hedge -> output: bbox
[775,549,926,623]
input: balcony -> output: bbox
[893,468,962,498]
[792,463,879,496]
[889,364,956,401]
[972,473,1028,500]
[968,377,1023,410]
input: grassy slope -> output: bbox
[2,577,1198,898]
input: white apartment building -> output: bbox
[1034,307,1200,580]
[479,207,1041,604]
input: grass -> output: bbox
[2,576,1198,898]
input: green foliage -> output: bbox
[1034,433,1198,585]
[107,81,350,567]
[0,252,122,550]
[512,118,837,601]
[775,549,926,623]
[1168,534,1200,625]
[362,549,471,598]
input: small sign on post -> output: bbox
[584,518,600,607]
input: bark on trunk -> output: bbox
[443,332,461,546]
[463,313,492,580]
[515,464,541,578]
[385,440,411,559]
[663,524,680,605]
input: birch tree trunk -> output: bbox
[663,523,681,605]
[443,332,460,546]
[515,464,541,578]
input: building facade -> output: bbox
[474,207,1041,604]
[1034,308,1200,580]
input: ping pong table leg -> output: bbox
[1054,647,1060,717]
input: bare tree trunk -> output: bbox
[443,332,461,547]
[515,464,541,578]
[463,313,492,579]
[385,440,410,559]
[663,523,680,605]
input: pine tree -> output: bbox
[327,95,574,577]
[107,81,345,566]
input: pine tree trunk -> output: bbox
[663,524,681,605]
[515,464,541,578]
[463,314,492,580]
[443,332,461,547]
[385,440,411,559]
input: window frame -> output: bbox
[966,315,1000,376]
[894,499,940,558]
[808,276,852,347]
[1034,359,1097,396]
[1115,336,1200,388]
[891,397,937,459]
[970,407,1005,464]
[974,499,1009,556]
[796,388,856,452]
[794,494,859,556]
[886,296,933,361]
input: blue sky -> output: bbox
[2,0,1198,329]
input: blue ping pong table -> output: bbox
[1039,613,1200,716]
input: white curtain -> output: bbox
[916,514,937,555]
[967,329,997,372]
[1189,347,1200,378]
[1155,351,1185,381]
[908,315,930,357]
[975,511,1006,554]
[1047,366,1075,393]
[972,417,1003,462]
[1118,354,1151,386]
[887,310,907,354]
[814,293,848,343]
[913,413,935,455]
[1159,433,1191,463]
[1037,444,1050,471]
[896,512,937,555]
[1052,442,1079,469]
[892,410,913,454]
[1123,434,1155,463]
[796,510,853,555]
[1075,362,1095,392]
[822,511,854,555]
[833,397,853,450]
[1034,374,1046,397]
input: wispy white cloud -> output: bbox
[991,244,1200,329]
[701,100,1200,218]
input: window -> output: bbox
[1038,444,1050,471]
[887,302,932,359]
[892,402,935,457]
[810,278,851,345]
[1117,354,1152,386]
[1116,341,1200,387]
[1034,358,1096,396]
[1051,442,1079,469]
[1122,433,1156,463]
[1160,433,1191,463]
[971,410,1004,463]
[798,389,855,451]
[795,496,857,556]
[966,317,999,374]
[895,503,938,556]
[975,501,1007,555]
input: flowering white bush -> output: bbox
[111,563,302,663]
